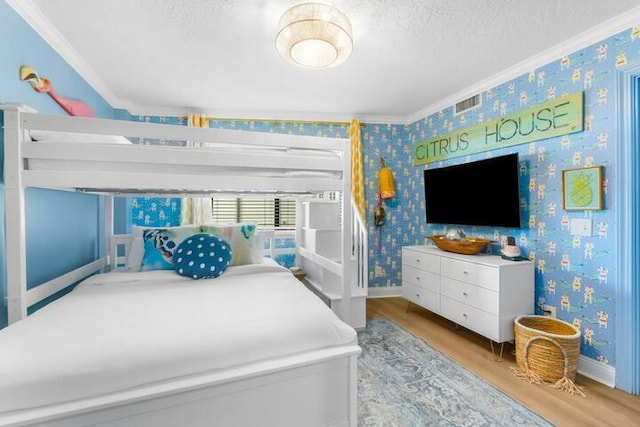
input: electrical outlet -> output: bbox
[543,304,556,318]
[570,218,592,236]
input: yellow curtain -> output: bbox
[180,113,213,225]
[349,118,366,224]
[187,113,209,129]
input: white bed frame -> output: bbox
[1,104,366,427]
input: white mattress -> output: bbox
[0,263,356,414]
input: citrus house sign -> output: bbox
[413,91,584,166]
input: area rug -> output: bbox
[358,318,554,427]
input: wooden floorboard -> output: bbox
[366,297,640,427]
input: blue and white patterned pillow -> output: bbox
[174,233,232,279]
[140,226,200,271]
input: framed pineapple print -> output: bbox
[562,166,603,210]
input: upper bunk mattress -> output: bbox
[0,263,357,415]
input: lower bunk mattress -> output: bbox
[0,262,357,416]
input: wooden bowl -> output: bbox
[427,235,494,255]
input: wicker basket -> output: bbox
[427,235,493,255]
[513,315,584,396]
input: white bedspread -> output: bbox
[0,263,356,414]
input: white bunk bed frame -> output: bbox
[1,104,366,427]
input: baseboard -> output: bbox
[367,286,402,298]
[577,355,616,388]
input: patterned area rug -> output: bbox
[358,318,554,427]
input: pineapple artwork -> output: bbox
[570,171,593,206]
[562,166,603,210]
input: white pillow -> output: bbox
[30,130,132,145]
[200,223,263,266]
[125,237,145,272]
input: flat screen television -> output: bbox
[423,153,521,228]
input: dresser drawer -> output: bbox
[402,265,440,293]
[441,277,499,314]
[402,249,440,274]
[441,257,499,291]
[402,282,440,313]
[440,296,500,341]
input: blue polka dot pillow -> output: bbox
[174,233,232,280]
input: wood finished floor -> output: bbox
[366,297,640,427]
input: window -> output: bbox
[211,197,296,228]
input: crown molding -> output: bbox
[9,0,640,126]
[405,5,640,125]
[5,0,127,110]
[127,104,407,126]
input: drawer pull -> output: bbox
[416,276,421,281]
[462,292,468,297]
[416,258,421,263]
[416,293,420,298]
[463,313,468,319]
[463,271,469,276]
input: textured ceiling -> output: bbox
[21,0,640,122]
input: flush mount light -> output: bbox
[275,2,353,68]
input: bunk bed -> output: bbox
[0,104,367,427]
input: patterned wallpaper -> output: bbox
[128,25,640,367]
[130,197,180,227]
[364,26,640,368]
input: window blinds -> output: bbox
[211,197,296,228]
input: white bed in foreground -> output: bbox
[0,261,360,426]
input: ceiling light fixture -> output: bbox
[275,2,353,69]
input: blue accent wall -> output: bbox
[0,1,114,328]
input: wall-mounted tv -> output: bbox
[423,153,521,228]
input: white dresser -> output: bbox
[402,245,534,343]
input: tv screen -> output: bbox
[423,153,521,228]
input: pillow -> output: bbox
[174,233,232,279]
[30,130,132,145]
[132,224,200,239]
[140,226,200,271]
[200,223,262,266]
[125,237,144,271]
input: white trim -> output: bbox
[577,355,616,388]
[127,105,406,127]
[4,0,131,112]
[406,5,640,124]
[9,1,640,124]
[367,286,402,298]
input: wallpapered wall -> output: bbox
[128,26,640,367]
[368,26,640,368]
